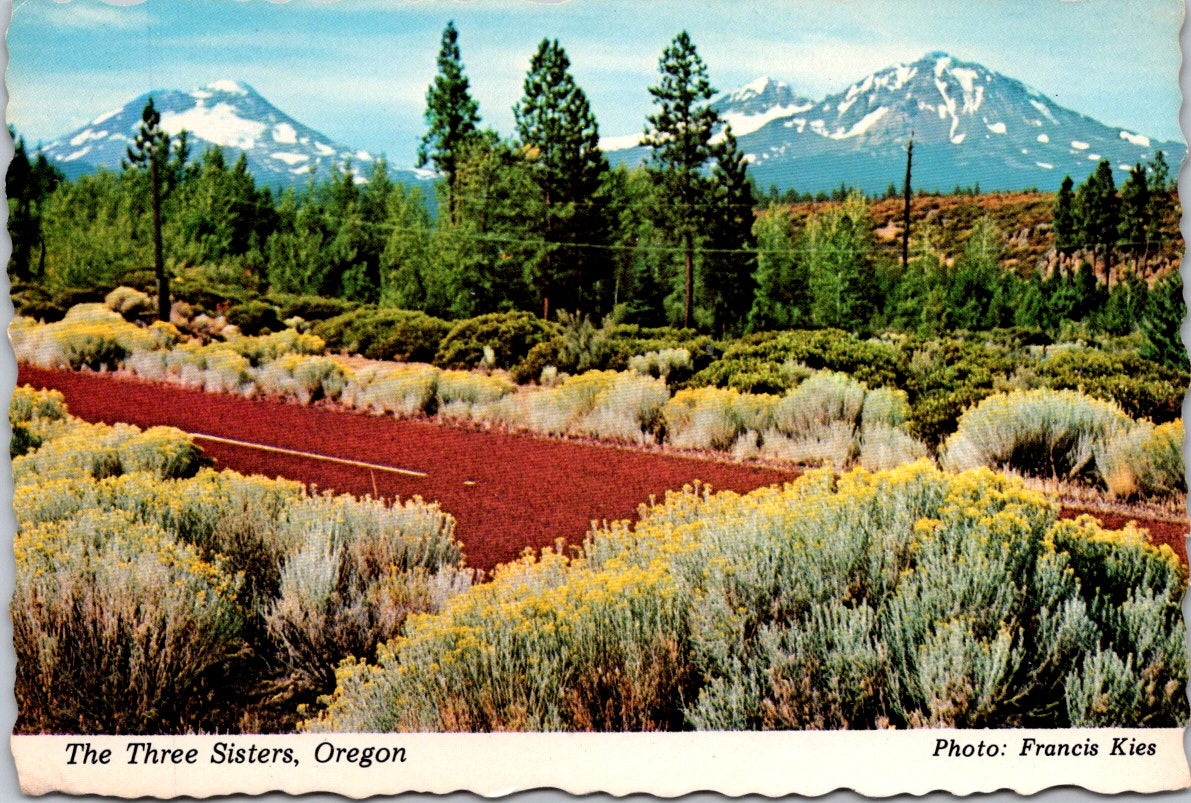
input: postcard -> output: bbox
[4,0,1189,798]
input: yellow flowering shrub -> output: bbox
[13,509,245,733]
[1098,419,1185,499]
[11,394,470,733]
[10,386,69,456]
[307,462,1186,732]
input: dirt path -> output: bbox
[17,366,795,572]
[17,366,1188,568]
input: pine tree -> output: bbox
[125,98,181,321]
[1140,271,1187,371]
[1053,175,1077,254]
[379,183,438,312]
[1147,150,1176,259]
[1117,162,1150,271]
[1075,159,1119,280]
[513,38,611,318]
[641,31,720,329]
[805,193,876,332]
[702,129,756,335]
[6,127,64,281]
[946,217,1007,330]
[417,20,481,224]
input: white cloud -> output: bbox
[29,0,147,29]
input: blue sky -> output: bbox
[6,0,1185,166]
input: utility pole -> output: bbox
[902,132,914,270]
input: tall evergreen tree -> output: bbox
[7,128,64,281]
[513,38,611,318]
[1146,150,1177,261]
[1075,159,1119,279]
[702,130,756,335]
[1053,175,1077,254]
[418,20,481,224]
[125,98,183,321]
[641,31,720,329]
[1117,162,1150,271]
[1140,271,1187,371]
[946,216,1008,330]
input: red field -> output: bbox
[16,365,1188,569]
[17,366,796,572]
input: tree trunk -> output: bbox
[683,230,693,329]
[151,155,168,322]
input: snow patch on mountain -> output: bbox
[831,106,889,139]
[272,123,298,144]
[91,108,122,126]
[206,79,250,95]
[159,103,267,150]
[599,132,644,151]
[70,128,108,147]
[722,101,813,137]
[1119,130,1150,147]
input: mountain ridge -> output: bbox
[35,52,1184,196]
[603,51,1183,194]
[40,80,434,191]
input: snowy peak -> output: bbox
[606,52,1183,194]
[713,76,814,137]
[40,80,421,190]
[714,76,810,116]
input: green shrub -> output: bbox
[689,330,903,394]
[103,286,153,319]
[313,308,451,363]
[9,386,69,457]
[509,336,568,383]
[225,300,285,336]
[13,286,107,323]
[434,311,559,370]
[266,293,356,322]
[171,265,261,314]
[1034,348,1187,424]
[942,389,1134,483]
[1098,420,1185,498]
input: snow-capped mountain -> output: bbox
[41,80,432,191]
[605,52,1184,194]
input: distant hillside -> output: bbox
[781,190,1183,279]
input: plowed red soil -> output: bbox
[17,366,794,572]
[17,365,1188,569]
